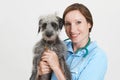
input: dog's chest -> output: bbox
[45,44,57,51]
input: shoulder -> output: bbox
[79,42,108,80]
[93,42,107,58]
[88,41,107,64]
[88,41,106,55]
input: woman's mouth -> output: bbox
[70,33,80,38]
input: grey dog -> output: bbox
[30,14,71,80]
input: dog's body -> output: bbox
[30,14,71,80]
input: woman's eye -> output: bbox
[76,21,81,24]
[65,22,71,26]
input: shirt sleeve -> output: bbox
[78,51,107,80]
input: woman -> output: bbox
[38,3,107,80]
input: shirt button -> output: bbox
[71,71,78,74]
[75,71,78,74]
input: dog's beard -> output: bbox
[42,30,60,44]
[43,34,57,42]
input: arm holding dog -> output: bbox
[38,61,52,75]
[39,50,66,80]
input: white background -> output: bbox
[0,0,120,80]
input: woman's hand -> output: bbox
[41,49,60,70]
[38,61,52,75]
[39,50,66,80]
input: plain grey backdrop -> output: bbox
[0,0,120,80]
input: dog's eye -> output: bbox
[51,22,57,28]
[42,23,47,27]
[41,23,47,31]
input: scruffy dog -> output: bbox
[30,14,71,80]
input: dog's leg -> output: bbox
[30,56,38,80]
[59,56,72,80]
[30,54,42,80]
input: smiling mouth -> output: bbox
[70,33,80,38]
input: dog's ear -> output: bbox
[38,19,42,33]
[56,16,64,30]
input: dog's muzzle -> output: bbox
[45,31,53,37]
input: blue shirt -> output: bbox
[51,40,107,80]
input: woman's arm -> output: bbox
[51,65,66,80]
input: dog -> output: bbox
[30,14,71,80]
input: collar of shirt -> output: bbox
[64,40,97,57]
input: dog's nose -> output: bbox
[46,31,53,37]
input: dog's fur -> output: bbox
[30,14,71,80]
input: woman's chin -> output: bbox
[71,38,79,43]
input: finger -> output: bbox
[41,58,48,62]
[39,61,45,65]
[41,56,48,60]
[38,68,51,75]
[42,51,50,56]
[42,61,49,66]
[39,61,48,67]
[38,65,51,71]
[41,69,51,74]
[39,65,50,70]
[47,50,56,56]
[44,49,54,54]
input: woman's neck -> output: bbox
[73,37,89,52]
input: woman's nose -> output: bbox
[70,24,77,33]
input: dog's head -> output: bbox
[38,14,63,41]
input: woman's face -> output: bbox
[64,10,91,44]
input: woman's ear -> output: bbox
[88,23,91,29]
